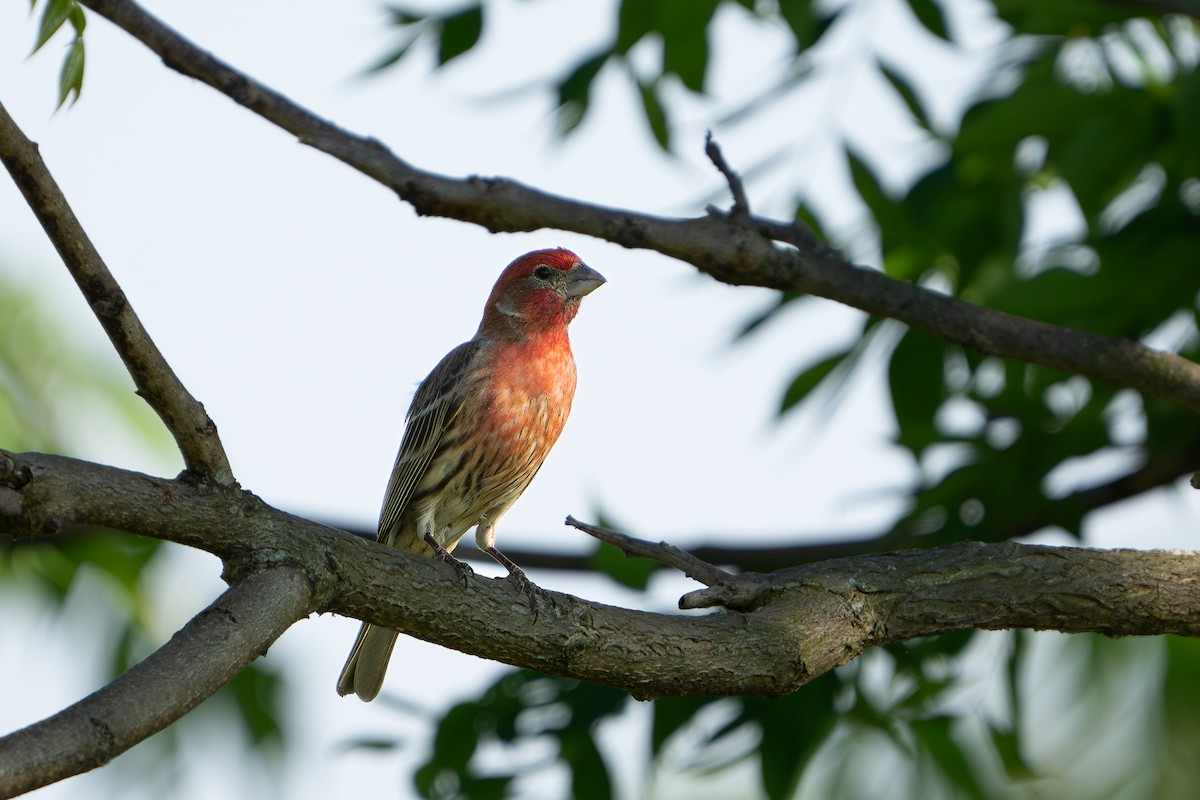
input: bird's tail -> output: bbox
[336,622,400,702]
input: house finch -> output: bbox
[337,248,605,702]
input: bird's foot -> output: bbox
[506,566,549,618]
[426,532,474,586]
[484,546,547,618]
[444,554,475,586]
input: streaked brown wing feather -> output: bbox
[376,339,483,546]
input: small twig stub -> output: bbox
[565,515,732,587]
[704,131,751,218]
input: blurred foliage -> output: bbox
[401,633,1198,799]
[28,0,86,108]
[0,274,285,780]
[365,1,1200,798]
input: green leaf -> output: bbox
[735,292,806,340]
[11,533,162,604]
[1164,636,1200,711]
[990,726,1034,781]
[415,671,624,798]
[906,0,951,41]
[437,702,487,767]
[846,148,900,234]
[879,61,932,131]
[911,716,984,798]
[659,0,718,93]
[651,696,718,754]
[991,0,1146,36]
[416,701,486,795]
[589,539,656,591]
[109,622,139,676]
[57,37,85,109]
[1058,104,1159,221]
[72,533,160,595]
[360,10,434,76]
[747,676,839,799]
[226,664,284,746]
[638,79,670,150]
[1163,635,1200,788]
[778,0,840,51]
[363,34,422,74]
[555,51,611,135]
[436,5,482,66]
[563,735,613,800]
[888,330,946,456]
[385,5,427,26]
[1174,68,1200,155]
[67,3,84,34]
[338,736,403,752]
[794,202,828,241]
[886,629,976,669]
[558,51,609,108]
[779,346,851,413]
[615,0,656,54]
[454,775,510,800]
[33,0,73,53]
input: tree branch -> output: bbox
[573,522,1200,625]
[71,0,1200,415]
[674,538,1200,635]
[3,450,1198,706]
[0,100,233,486]
[0,566,311,798]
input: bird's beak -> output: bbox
[565,263,606,298]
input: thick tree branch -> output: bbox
[3,450,1198,706]
[576,523,1200,623]
[73,0,1200,415]
[675,539,1200,636]
[0,566,311,798]
[0,100,233,486]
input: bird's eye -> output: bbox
[534,265,554,280]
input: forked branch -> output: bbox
[0,100,234,485]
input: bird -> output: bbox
[337,247,605,702]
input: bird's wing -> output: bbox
[376,339,483,547]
